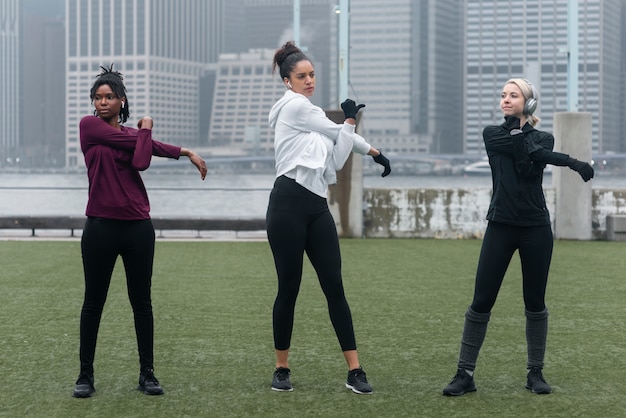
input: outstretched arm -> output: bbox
[180,148,207,180]
[136,117,207,179]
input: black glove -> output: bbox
[373,152,391,177]
[504,116,523,135]
[341,99,365,120]
[567,157,594,182]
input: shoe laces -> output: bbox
[142,369,160,385]
[275,367,290,381]
[528,367,546,383]
[350,367,367,382]
[451,369,470,383]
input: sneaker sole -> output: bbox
[271,386,293,392]
[72,391,94,398]
[137,386,164,395]
[345,383,373,395]
[525,384,552,394]
[443,387,476,396]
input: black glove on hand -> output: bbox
[504,116,523,135]
[341,99,365,120]
[567,157,595,182]
[373,152,391,177]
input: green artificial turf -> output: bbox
[0,239,624,417]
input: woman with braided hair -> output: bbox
[442,78,594,397]
[72,64,207,398]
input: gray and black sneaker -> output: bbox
[271,367,293,392]
[72,373,95,398]
[346,367,373,394]
[138,369,164,395]
[443,368,476,396]
[525,367,552,394]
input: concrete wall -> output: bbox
[363,187,625,240]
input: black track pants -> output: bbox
[470,221,553,313]
[266,176,356,351]
[79,217,156,375]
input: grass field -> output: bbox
[0,238,624,417]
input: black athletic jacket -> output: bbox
[483,120,555,227]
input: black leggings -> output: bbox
[79,217,156,375]
[471,221,553,313]
[266,176,356,351]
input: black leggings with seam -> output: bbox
[266,175,356,351]
[79,216,156,375]
[470,221,553,314]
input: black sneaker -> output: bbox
[72,373,95,398]
[271,367,293,392]
[137,369,164,395]
[443,368,476,396]
[526,367,552,394]
[346,367,373,394]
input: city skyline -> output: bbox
[1,0,625,169]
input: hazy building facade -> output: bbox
[464,0,625,154]
[621,0,626,152]
[345,0,464,156]
[207,49,283,156]
[0,0,20,166]
[65,0,225,167]
[22,13,66,167]
[224,0,334,110]
[0,0,66,168]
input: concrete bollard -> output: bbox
[552,112,593,240]
[325,110,364,238]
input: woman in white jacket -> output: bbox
[267,41,390,395]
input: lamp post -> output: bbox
[553,0,592,240]
[330,0,362,238]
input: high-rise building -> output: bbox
[223,0,334,110]
[346,0,464,155]
[0,0,66,168]
[0,0,20,166]
[464,0,625,154]
[621,0,626,152]
[65,0,225,167]
[22,12,66,167]
[207,49,282,156]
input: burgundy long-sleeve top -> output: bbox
[80,115,181,220]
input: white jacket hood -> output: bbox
[268,89,303,129]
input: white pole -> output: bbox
[293,0,300,46]
[338,0,349,104]
[567,0,578,111]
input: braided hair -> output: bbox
[272,41,312,80]
[90,63,129,123]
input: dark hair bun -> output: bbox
[275,41,300,68]
[272,41,307,76]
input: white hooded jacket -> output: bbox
[268,89,371,197]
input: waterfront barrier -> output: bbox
[2,187,626,240]
[605,214,626,241]
[360,187,626,240]
[0,216,266,238]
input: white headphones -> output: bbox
[285,80,292,89]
